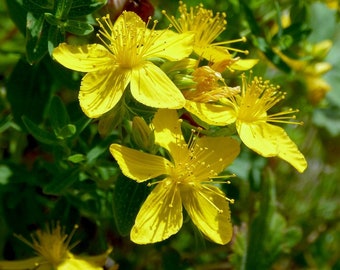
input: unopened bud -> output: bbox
[131,116,155,152]
[306,76,331,105]
[312,40,333,60]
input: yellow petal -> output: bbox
[58,254,103,270]
[130,62,185,109]
[185,100,236,126]
[131,181,183,244]
[181,185,233,244]
[72,248,113,269]
[115,11,145,30]
[79,67,130,118]
[53,43,114,72]
[152,109,186,161]
[237,122,307,173]
[148,30,194,61]
[194,136,240,178]
[110,144,172,182]
[195,45,231,62]
[230,59,259,70]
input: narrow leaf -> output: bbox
[22,116,56,145]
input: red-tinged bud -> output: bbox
[104,0,154,22]
[122,0,155,22]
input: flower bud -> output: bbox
[306,76,331,105]
[312,40,333,60]
[131,116,156,152]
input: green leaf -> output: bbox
[49,95,70,133]
[112,173,149,236]
[54,0,73,20]
[26,12,49,64]
[64,20,94,36]
[56,124,77,139]
[44,168,80,195]
[69,0,106,17]
[22,116,56,144]
[73,116,92,137]
[5,0,28,34]
[245,168,276,270]
[44,12,60,26]
[23,0,53,13]
[6,58,52,129]
[67,153,86,163]
[47,24,65,55]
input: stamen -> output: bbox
[201,185,235,205]
[207,173,236,182]
[213,37,249,55]
[197,189,223,213]
[65,224,79,250]
[168,183,178,207]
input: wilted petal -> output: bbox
[110,144,172,182]
[182,185,233,244]
[130,62,185,109]
[79,67,130,118]
[53,43,114,72]
[131,181,183,244]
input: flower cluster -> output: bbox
[51,2,307,245]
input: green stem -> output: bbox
[243,168,276,270]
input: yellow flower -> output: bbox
[0,222,112,270]
[53,11,194,118]
[162,2,257,70]
[110,109,240,244]
[186,75,307,173]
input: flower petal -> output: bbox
[131,181,183,244]
[115,11,145,30]
[185,100,236,126]
[194,136,240,178]
[195,45,231,62]
[130,62,185,109]
[79,67,130,118]
[110,144,172,182]
[147,30,194,61]
[59,253,103,270]
[237,122,307,172]
[182,184,233,244]
[53,43,114,72]
[230,59,259,71]
[152,109,187,161]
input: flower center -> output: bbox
[162,2,248,55]
[162,2,226,47]
[15,222,78,267]
[96,12,162,68]
[232,75,301,125]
